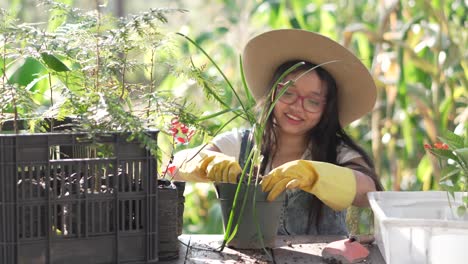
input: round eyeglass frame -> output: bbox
[274,82,326,113]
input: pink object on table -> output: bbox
[321,238,370,264]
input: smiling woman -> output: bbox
[173,29,384,242]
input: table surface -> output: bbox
[161,234,386,263]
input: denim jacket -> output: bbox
[277,189,348,235]
[239,130,348,236]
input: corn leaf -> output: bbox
[41,53,70,72]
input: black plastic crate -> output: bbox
[0,131,159,264]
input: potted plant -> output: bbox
[368,128,468,264]
[0,2,190,263]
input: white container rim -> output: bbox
[368,191,468,228]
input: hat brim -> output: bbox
[242,29,376,126]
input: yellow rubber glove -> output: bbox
[261,160,356,211]
[177,150,242,183]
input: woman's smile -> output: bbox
[284,112,304,124]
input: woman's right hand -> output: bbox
[177,150,241,183]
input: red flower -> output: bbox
[162,164,177,176]
[168,116,196,145]
[424,144,432,150]
[169,127,178,136]
[171,117,180,125]
[166,164,177,175]
[187,129,195,141]
[180,125,189,134]
[175,136,188,144]
[434,142,449,150]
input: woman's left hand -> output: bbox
[261,160,356,211]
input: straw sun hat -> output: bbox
[242,29,376,126]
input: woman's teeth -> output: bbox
[286,113,301,121]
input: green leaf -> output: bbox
[24,74,51,106]
[319,8,336,38]
[41,53,70,72]
[439,96,453,130]
[238,56,256,116]
[197,108,241,122]
[456,205,466,217]
[8,57,46,86]
[454,148,468,171]
[291,0,308,29]
[194,31,214,45]
[439,165,461,183]
[439,181,457,194]
[24,74,49,92]
[215,26,228,35]
[441,131,464,149]
[464,128,468,147]
[416,155,433,191]
[355,34,372,68]
[430,148,458,162]
[431,0,442,9]
[402,112,414,156]
[46,0,73,32]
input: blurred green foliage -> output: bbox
[182,183,223,234]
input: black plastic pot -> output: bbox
[215,183,285,249]
[173,181,186,236]
[157,179,185,261]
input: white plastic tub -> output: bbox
[368,191,468,264]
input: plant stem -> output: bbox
[94,6,101,94]
[120,53,127,99]
[48,72,54,131]
[1,36,6,126]
[147,48,155,118]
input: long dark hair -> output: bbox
[259,60,383,191]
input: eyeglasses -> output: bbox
[275,83,326,113]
